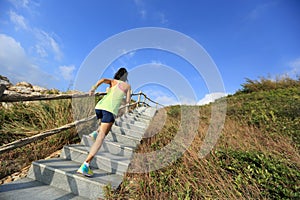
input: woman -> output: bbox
[77,68,131,177]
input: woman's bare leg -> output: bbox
[85,122,113,163]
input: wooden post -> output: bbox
[143,94,146,106]
[136,91,142,108]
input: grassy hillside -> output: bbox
[0,99,82,179]
[106,77,300,199]
[0,76,299,199]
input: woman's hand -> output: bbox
[89,85,96,96]
[89,89,95,96]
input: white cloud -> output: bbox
[246,2,277,21]
[288,57,300,76]
[0,34,29,70]
[8,0,30,9]
[150,60,163,66]
[8,0,40,13]
[33,29,63,61]
[197,92,227,106]
[158,12,168,24]
[141,89,198,106]
[139,9,147,19]
[7,10,63,61]
[0,34,54,87]
[59,65,75,81]
[9,10,28,30]
[34,44,48,58]
[133,0,168,24]
[154,95,179,106]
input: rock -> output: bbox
[3,90,19,95]
[9,86,33,94]
[32,85,47,93]
[0,75,12,87]
[31,92,42,96]
[16,81,33,88]
[0,84,5,97]
[0,75,65,101]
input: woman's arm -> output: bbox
[126,85,131,105]
[89,78,112,96]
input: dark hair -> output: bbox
[114,68,128,82]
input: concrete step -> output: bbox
[0,106,157,200]
[111,125,144,139]
[132,107,157,117]
[126,112,152,120]
[115,117,148,128]
[27,158,123,200]
[105,131,141,147]
[119,114,150,124]
[61,144,131,175]
[81,135,135,157]
[114,120,146,132]
[0,177,88,200]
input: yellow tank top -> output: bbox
[95,80,126,116]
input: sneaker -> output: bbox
[89,131,98,141]
[77,162,93,177]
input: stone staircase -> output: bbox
[0,106,157,200]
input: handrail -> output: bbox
[0,115,96,154]
[132,91,164,108]
[0,92,107,102]
[0,91,164,107]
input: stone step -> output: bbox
[105,131,141,146]
[27,158,123,199]
[81,135,135,157]
[111,125,144,139]
[115,117,148,128]
[114,120,146,132]
[0,106,157,200]
[61,144,131,175]
[119,114,150,124]
[133,107,157,117]
[126,112,152,120]
[0,177,88,200]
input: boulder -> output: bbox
[32,85,47,93]
[16,81,33,88]
[9,86,33,94]
[0,84,6,97]
[0,75,12,87]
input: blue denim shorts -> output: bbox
[95,109,115,123]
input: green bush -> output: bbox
[238,76,300,94]
[216,149,300,199]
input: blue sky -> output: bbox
[0,0,299,105]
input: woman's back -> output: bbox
[95,79,130,116]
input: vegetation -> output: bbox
[105,76,300,199]
[0,99,84,179]
[0,76,299,199]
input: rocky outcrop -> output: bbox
[0,75,57,97]
[0,75,12,87]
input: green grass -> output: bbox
[105,76,300,199]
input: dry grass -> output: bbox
[0,99,87,179]
[106,85,300,199]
